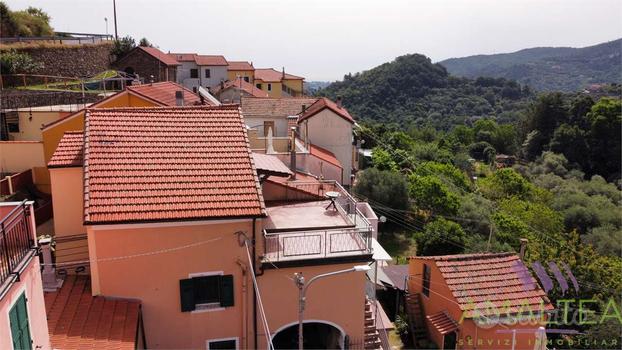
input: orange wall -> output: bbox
[409,259,548,350]
[282,79,304,96]
[49,167,85,237]
[87,218,259,349]
[258,263,367,348]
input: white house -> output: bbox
[169,53,229,92]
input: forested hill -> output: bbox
[439,38,622,92]
[317,54,533,129]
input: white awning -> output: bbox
[372,238,392,261]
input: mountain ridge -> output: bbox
[439,38,622,91]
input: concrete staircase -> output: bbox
[364,298,382,349]
[405,291,427,347]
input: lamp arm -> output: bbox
[302,267,356,296]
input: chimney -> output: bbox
[290,126,297,180]
[282,67,285,79]
[175,90,184,106]
[519,238,528,259]
[39,237,64,291]
[336,96,343,108]
[302,104,307,113]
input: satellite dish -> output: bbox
[379,216,387,223]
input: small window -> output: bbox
[422,264,431,297]
[267,83,272,91]
[9,293,31,350]
[8,123,19,133]
[256,83,262,89]
[205,69,211,78]
[190,69,198,78]
[243,76,249,83]
[180,274,234,312]
[208,338,237,350]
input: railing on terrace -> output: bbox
[264,227,372,262]
[0,32,113,44]
[0,201,36,293]
[263,180,374,262]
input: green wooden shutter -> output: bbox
[219,275,234,307]
[179,278,196,312]
[9,293,32,350]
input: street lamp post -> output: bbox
[293,265,371,350]
[104,17,108,36]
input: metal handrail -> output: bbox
[0,201,36,291]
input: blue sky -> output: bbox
[6,0,622,81]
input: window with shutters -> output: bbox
[9,292,32,350]
[422,264,431,297]
[180,273,234,312]
[205,69,211,78]
[190,69,198,78]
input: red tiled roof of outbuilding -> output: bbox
[127,81,207,106]
[241,97,318,118]
[136,46,180,66]
[48,131,84,168]
[212,79,269,98]
[412,252,554,317]
[298,97,354,124]
[44,275,140,350]
[255,68,304,82]
[309,143,342,169]
[194,55,228,66]
[83,105,265,225]
[228,61,255,71]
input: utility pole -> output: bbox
[113,0,118,40]
[486,221,494,251]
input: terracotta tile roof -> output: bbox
[127,81,208,106]
[413,252,554,317]
[298,97,354,124]
[169,53,197,62]
[212,80,269,98]
[194,55,228,66]
[255,68,304,82]
[228,61,254,71]
[83,106,265,225]
[44,275,140,350]
[241,97,318,118]
[426,311,459,335]
[253,153,292,177]
[136,46,180,66]
[309,143,342,168]
[48,131,84,168]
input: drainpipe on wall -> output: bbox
[237,259,248,349]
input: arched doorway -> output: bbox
[272,321,345,349]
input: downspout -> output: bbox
[237,259,248,349]
[252,218,258,350]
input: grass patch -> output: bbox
[378,230,416,264]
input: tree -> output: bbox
[522,92,568,154]
[479,168,533,200]
[111,35,136,60]
[138,37,153,47]
[549,124,589,170]
[0,49,41,74]
[370,147,398,171]
[353,168,409,211]
[587,97,621,180]
[0,2,53,37]
[415,218,466,255]
[408,175,460,216]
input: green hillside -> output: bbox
[439,39,622,92]
[318,53,533,129]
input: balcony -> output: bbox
[262,181,373,265]
[0,201,37,297]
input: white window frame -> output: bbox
[206,337,239,350]
[188,270,225,313]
